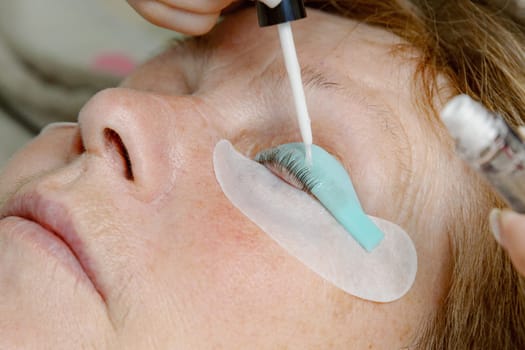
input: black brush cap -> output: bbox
[256,0,306,27]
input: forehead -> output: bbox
[206,8,415,82]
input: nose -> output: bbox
[78,88,200,202]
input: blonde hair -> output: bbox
[305,0,525,348]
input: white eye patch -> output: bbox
[213,140,417,302]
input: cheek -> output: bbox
[168,175,272,269]
[146,166,324,323]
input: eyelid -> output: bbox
[301,66,345,93]
[255,146,317,192]
[255,143,349,192]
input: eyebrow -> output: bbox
[288,65,344,92]
[171,35,345,94]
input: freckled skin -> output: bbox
[0,8,454,349]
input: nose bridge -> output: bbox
[78,87,212,203]
[79,88,211,138]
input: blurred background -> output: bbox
[0,0,180,167]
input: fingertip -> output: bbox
[517,125,525,140]
[499,209,525,275]
[499,209,523,246]
[127,1,220,35]
[178,12,221,36]
[500,209,525,232]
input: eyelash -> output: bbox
[255,148,319,193]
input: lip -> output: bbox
[0,191,103,299]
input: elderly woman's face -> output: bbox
[0,8,454,349]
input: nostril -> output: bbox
[65,128,86,163]
[104,128,134,181]
[72,129,86,154]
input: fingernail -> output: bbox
[260,0,281,8]
[518,126,525,140]
[489,208,503,245]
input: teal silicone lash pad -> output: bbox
[255,143,384,252]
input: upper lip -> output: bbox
[0,190,103,299]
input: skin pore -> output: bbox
[0,8,459,349]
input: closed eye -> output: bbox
[255,145,318,193]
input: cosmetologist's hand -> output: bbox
[127,0,282,36]
[490,209,525,276]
